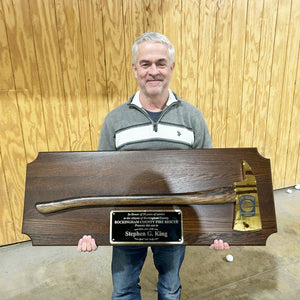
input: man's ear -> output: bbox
[132,63,138,78]
[171,62,175,71]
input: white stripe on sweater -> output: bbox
[116,123,194,149]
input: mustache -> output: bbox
[146,76,164,81]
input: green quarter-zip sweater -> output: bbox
[98,90,212,151]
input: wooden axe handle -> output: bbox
[35,187,236,214]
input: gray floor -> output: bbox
[0,187,299,300]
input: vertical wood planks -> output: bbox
[143,0,163,33]
[265,0,291,185]
[197,0,218,133]
[55,0,91,151]
[123,0,145,97]
[252,0,278,156]
[226,0,247,147]
[0,0,12,90]
[101,0,127,111]
[162,0,182,95]
[0,2,17,244]
[181,0,199,108]
[292,51,300,184]
[240,0,264,147]
[29,0,70,151]
[78,0,109,149]
[211,0,232,147]
[0,90,28,242]
[0,5,17,243]
[0,0,299,246]
[1,0,42,242]
[285,45,300,186]
[2,0,48,162]
[0,151,16,245]
[276,0,300,187]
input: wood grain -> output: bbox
[29,0,70,151]
[211,0,232,148]
[181,0,199,108]
[0,91,28,242]
[0,6,15,245]
[78,0,109,149]
[0,129,17,245]
[0,1,13,90]
[275,0,300,187]
[264,0,291,183]
[197,0,218,133]
[240,0,264,148]
[0,0,299,246]
[102,0,128,111]
[143,0,163,33]
[162,0,182,95]
[252,0,278,156]
[55,0,91,151]
[226,0,247,147]
[123,0,144,97]
[288,41,300,185]
[2,0,48,162]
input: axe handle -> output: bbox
[36,187,236,214]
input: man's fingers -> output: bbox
[77,238,83,252]
[86,235,92,251]
[218,239,224,250]
[91,238,98,251]
[209,239,230,251]
[77,235,98,252]
[209,239,217,249]
[224,242,230,250]
[81,235,87,251]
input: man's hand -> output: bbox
[209,239,230,251]
[77,235,98,252]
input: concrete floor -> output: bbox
[0,187,299,300]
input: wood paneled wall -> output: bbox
[0,0,299,246]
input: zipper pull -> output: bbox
[153,123,158,132]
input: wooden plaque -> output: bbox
[22,148,277,246]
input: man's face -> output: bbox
[132,42,175,99]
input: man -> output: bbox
[78,32,229,300]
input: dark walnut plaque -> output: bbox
[22,148,277,246]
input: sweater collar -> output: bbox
[131,89,178,108]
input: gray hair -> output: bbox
[132,32,175,66]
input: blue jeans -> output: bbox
[111,245,186,300]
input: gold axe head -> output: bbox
[233,160,262,231]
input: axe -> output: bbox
[35,160,262,232]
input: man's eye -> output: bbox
[157,61,167,67]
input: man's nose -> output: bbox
[148,64,159,75]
